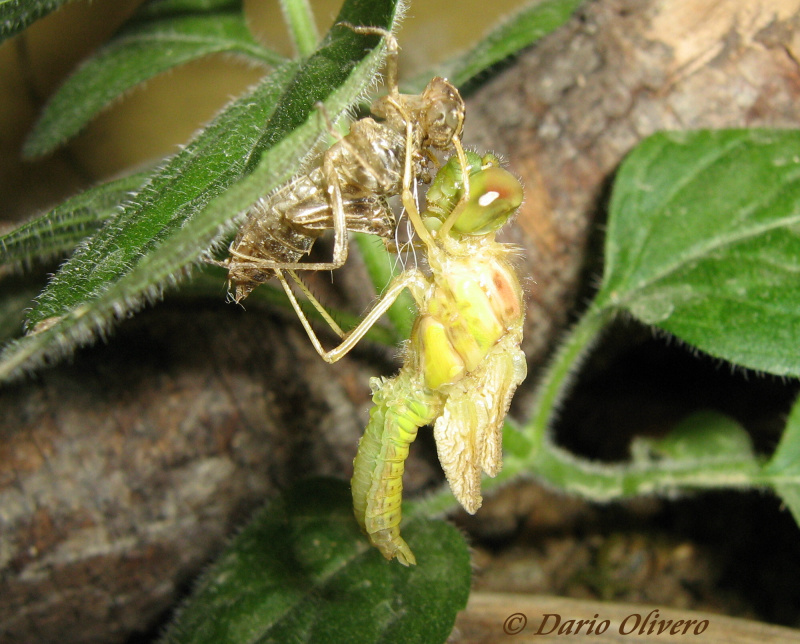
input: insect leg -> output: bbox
[393,100,438,253]
[224,144,352,274]
[275,267,428,363]
[322,152,349,269]
[285,269,346,338]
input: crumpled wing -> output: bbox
[433,325,527,514]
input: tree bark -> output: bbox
[2,1,800,642]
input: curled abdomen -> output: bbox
[351,373,442,565]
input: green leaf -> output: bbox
[0,0,73,43]
[23,0,282,159]
[765,396,800,528]
[0,171,149,269]
[25,62,298,326]
[0,0,400,382]
[159,478,471,644]
[596,129,800,377]
[406,0,585,92]
[631,410,756,464]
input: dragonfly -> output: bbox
[222,25,467,305]
[278,150,527,565]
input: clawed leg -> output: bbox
[321,152,349,271]
[393,97,437,253]
[202,254,230,269]
[382,64,468,253]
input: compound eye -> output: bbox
[452,167,523,235]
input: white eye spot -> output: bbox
[478,191,499,207]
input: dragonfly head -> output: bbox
[424,154,523,237]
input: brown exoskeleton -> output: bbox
[221,25,467,312]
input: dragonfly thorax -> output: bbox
[411,251,524,391]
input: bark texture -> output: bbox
[2,1,800,642]
[0,303,389,643]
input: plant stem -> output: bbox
[523,303,615,454]
[280,0,319,58]
[408,429,763,522]
[531,441,762,501]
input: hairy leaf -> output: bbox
[0,0,401,382]
[597,129,800,376]
[159,479,470,644]
[0,172,148,268]
[23,0,282,158]
[0,0,72,42]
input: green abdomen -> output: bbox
[350,374,443,565]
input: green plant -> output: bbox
[3,0,800,642]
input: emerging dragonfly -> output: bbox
[222,25,466,304]
[280,151,527,565]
